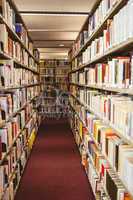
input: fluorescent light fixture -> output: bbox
[28,29,79,32]
[22,13,88,17]
[20,11,89,17]
[59,44,64,47]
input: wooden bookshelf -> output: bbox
[69,0,133,199]
[0,0,41,199]
[0,50,39,74]
[70,37,133,73]
[71,0,127,61]
[0,14,39,64]
[70,93,133,145]
[70,99,133,200]
[0,111,39,199]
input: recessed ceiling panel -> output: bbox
[38,48,69,53]
[14,0,97,56]
[30,31,78,40]
[14,0,95,12]
[40,52,68,59]
[34,39,73,48]
[21,15,87,31]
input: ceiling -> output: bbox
[14,0,97,59]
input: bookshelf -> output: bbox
[55,60,70,91]
[40,59,70,117]
[0,0,41,199]
[71,0,127,61]
[69,0,133,200]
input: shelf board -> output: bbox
[71,0,127,60]
[0,51,12,60]
[0,83,41,91]
[70,82,133,95]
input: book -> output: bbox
[105,168,126,200]
[0,24,8,53]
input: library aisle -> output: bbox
[15,119,95,200]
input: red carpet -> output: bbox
[15,119,95,200]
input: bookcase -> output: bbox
[0,0,41,199]
[69,0,133,200]
[55,60,70,91]
[40,59,70,117]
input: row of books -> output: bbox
[40,77,55,85]
[55,77,68,83]
[0,24,38,69]
[40,61,55,87]
[0,104,33,159]
[40,59,70,67]
[40,60,69,89]
[0,60,39,88]
[0,147,28,199]
[70,106,133,199]
[55,68,70,76]
[73,0,133,64]
[70,113,109,199]
[72,0,118,55]
[33,49,40,62]
[0,86,40,122]
[88,0,117,38]
[0,1,41,199]
[0,112,39,199]
[55,83,68,91]
[70,85,133,139]
[27,86,40,100]
[40,63,70,75]
[55,67,69,91]
[0,0,16,32]
[71,56,133,88]
[40,68,55,76]
[40,59,69,116]
[0,0,40,59]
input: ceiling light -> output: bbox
[20,12,89,17]
[59,44,64,47]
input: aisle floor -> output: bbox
[15,119,95,200]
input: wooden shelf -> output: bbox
[69,0,133,199]
[0,1,40,199]
[71,0,127,61]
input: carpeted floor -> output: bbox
[15,119,95,200]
